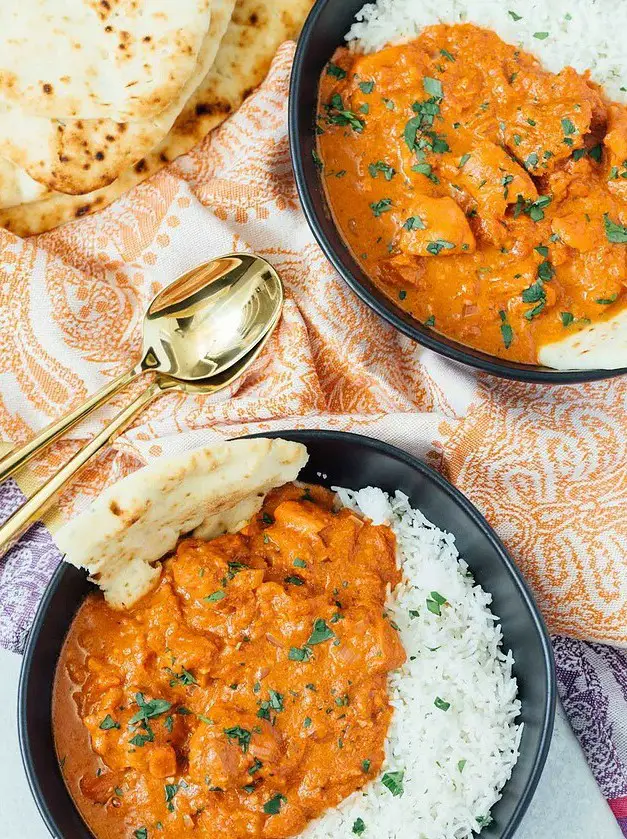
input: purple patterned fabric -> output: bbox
[1,484,626,835]
[553,635,627,834]
[0,479,62,653]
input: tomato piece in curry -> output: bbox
[53,483,405,839]
[317,24,627,364]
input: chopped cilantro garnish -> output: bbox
[403,216,426,231]
[353,818,366,835]
[524,300,546,319]
[514,193,552,221]
[224,726,252,753]
[440,48,456,62]
[263,793,286,815]
[303,717,312,728]
[560,312,574,327]
[458,759,467,772]
[358,80,375,94]
[411,162,438,183]
[561,117,576,136]
[596,294,618,305]
[362,759,371,772]
[326,63,346,80]
[589,144,603,163]
[424,315,436,327]
[434,696,451,711]
[423,76,443,99]
[204,590,226,602]
[604,213,627,243]
[269,690,284,711]
[99,715,120,730]
[134,829,148,839]
[368,160,396,181]
[324,94,365,133]
[535,245,549,257]
[289,646,313,662]
[129,730,154,748]
[284,575,304,586]
[459,152,471,168]
[293,558,307,568]
[381,770,404,797]
[521,279,545,303]
[164,783,179,812]
[248,758,263,775]
[537,260,555,282]
[398,289,407,300]
[311,149,323,171]
[168,667,197,687]
[508,10,522,20]
[370,198,393,217]
[426,590,448,615]
[307,618,335,645]
[499,310,514,349]
[129,694,171,725]
[426,239,455,255]
[533,31,549,39]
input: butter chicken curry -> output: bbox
[53,483,405,838]
[317,24,627,364]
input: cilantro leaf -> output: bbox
[604,213,627,243]
[326,63,346,80]
[307,618,335,645]
[381,770,404,797]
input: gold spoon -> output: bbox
[0,254,283,558]
[0,253,282,483]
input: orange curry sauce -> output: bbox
[317,24,627,363]
[53,483,405,839]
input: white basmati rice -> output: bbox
[346,0,627,103]
[301,487,521,839]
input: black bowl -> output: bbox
[19,430,555,838]
[288,0,627,383]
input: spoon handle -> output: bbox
[0,380,160,561]
[0,365,143,485]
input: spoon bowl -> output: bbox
[142,253,283,381]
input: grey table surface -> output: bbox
[0,647,620,839]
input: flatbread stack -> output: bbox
[0,0,313,237]
[57,438,309,609]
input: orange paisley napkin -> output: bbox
[0,43,625,646]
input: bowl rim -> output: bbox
[287,0,627,384]
[18,429,556,839]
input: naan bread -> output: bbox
[0,0,235,195]
[0,0,314,237]
[0,157,49,210]
[538,312,627,370]
[0,0,212,121]
[57,438,309,609]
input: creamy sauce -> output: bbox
[318,24,627,364]
[53,483,405,839]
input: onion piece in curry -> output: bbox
[53,483,405,839]
[317,24,627,364]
